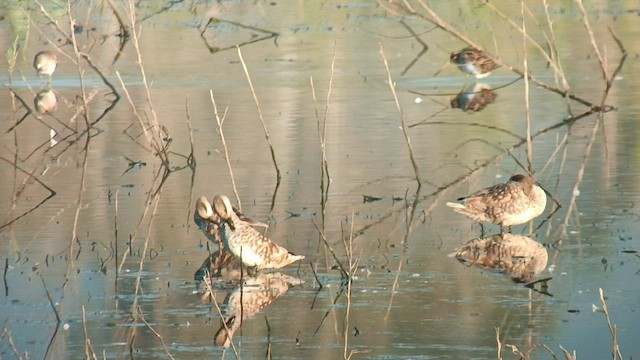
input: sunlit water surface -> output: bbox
[1,1,640,359]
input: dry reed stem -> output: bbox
[0,156,57,230]
[495,327,503,360]
[379,43,421,186]
[1,327,24,359]
[265,316,272,360]
[69,139,90,270]
[541,0,571,110]
[121,0,170,166]
[561,115,601,230]
[559,345,577,360]
[599,288,624,360]
[384,255,404,323]
[521,2,533,176]
[82,305,98,360]
[237,46,281,181]
[203,278,240,358]
[312,221,349,279]
[342,211,359,359]
[134,304,176,360]
[41,275,62,358]
[320,42,337,185]
[209,91,242,209]
[113,189,120,293]
[66,0,91,128]
[309,76,330,228]
[575,0,606,84]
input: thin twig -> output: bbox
[237,46,281,181]
[210,91,241,210]
[599,288,624,360]
[379,43,421,187]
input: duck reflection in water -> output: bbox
[450,83,497,112]
[211,272,304,348]
[449,234,548,283]
[34,89,58,114]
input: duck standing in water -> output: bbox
[34,51,58,85]
[450,47,499,79]
[212,195,305,272]
[194,196,267,253]
[446,174,547,235]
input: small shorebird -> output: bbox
[33,51,58,84]
[212,194,305,271]
[450,47,499,78]
[194,196,267,252]
[446,174,547,235]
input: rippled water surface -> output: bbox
[1,1,639,359]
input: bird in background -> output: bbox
[446,174,547,236]
[212,194,305,272]
[33,51,58,85]
[450,47,499,79]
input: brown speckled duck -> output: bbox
[33,51,58,84]
[194,195,267,252]
[446,174,546,235]
[213,195,305,271]
[450,47,499,78]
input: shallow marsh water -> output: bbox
[1,0,640,359]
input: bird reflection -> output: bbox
[194,251,245,284]
[211,272,304,348]
[449,233,548,282]
[450,83,497,112]
[34,89,58,114]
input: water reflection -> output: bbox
[450,83,497,112]
[200,271,304,348]
[34,89,58,114]
[194,252,245,283]
[449,234,548,283]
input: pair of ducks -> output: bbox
[194,195,304,274]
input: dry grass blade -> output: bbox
[134,304,176,360]
[495,327,502,360]
[203,278,240,358]
[1,327,24,359]
[237,46,281,181]
[210,91,241,209]
[82,305,98,360]
[599,288,624,360]
[379,43,421,187]
[521,1,533,175]
[312,221,349,279]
